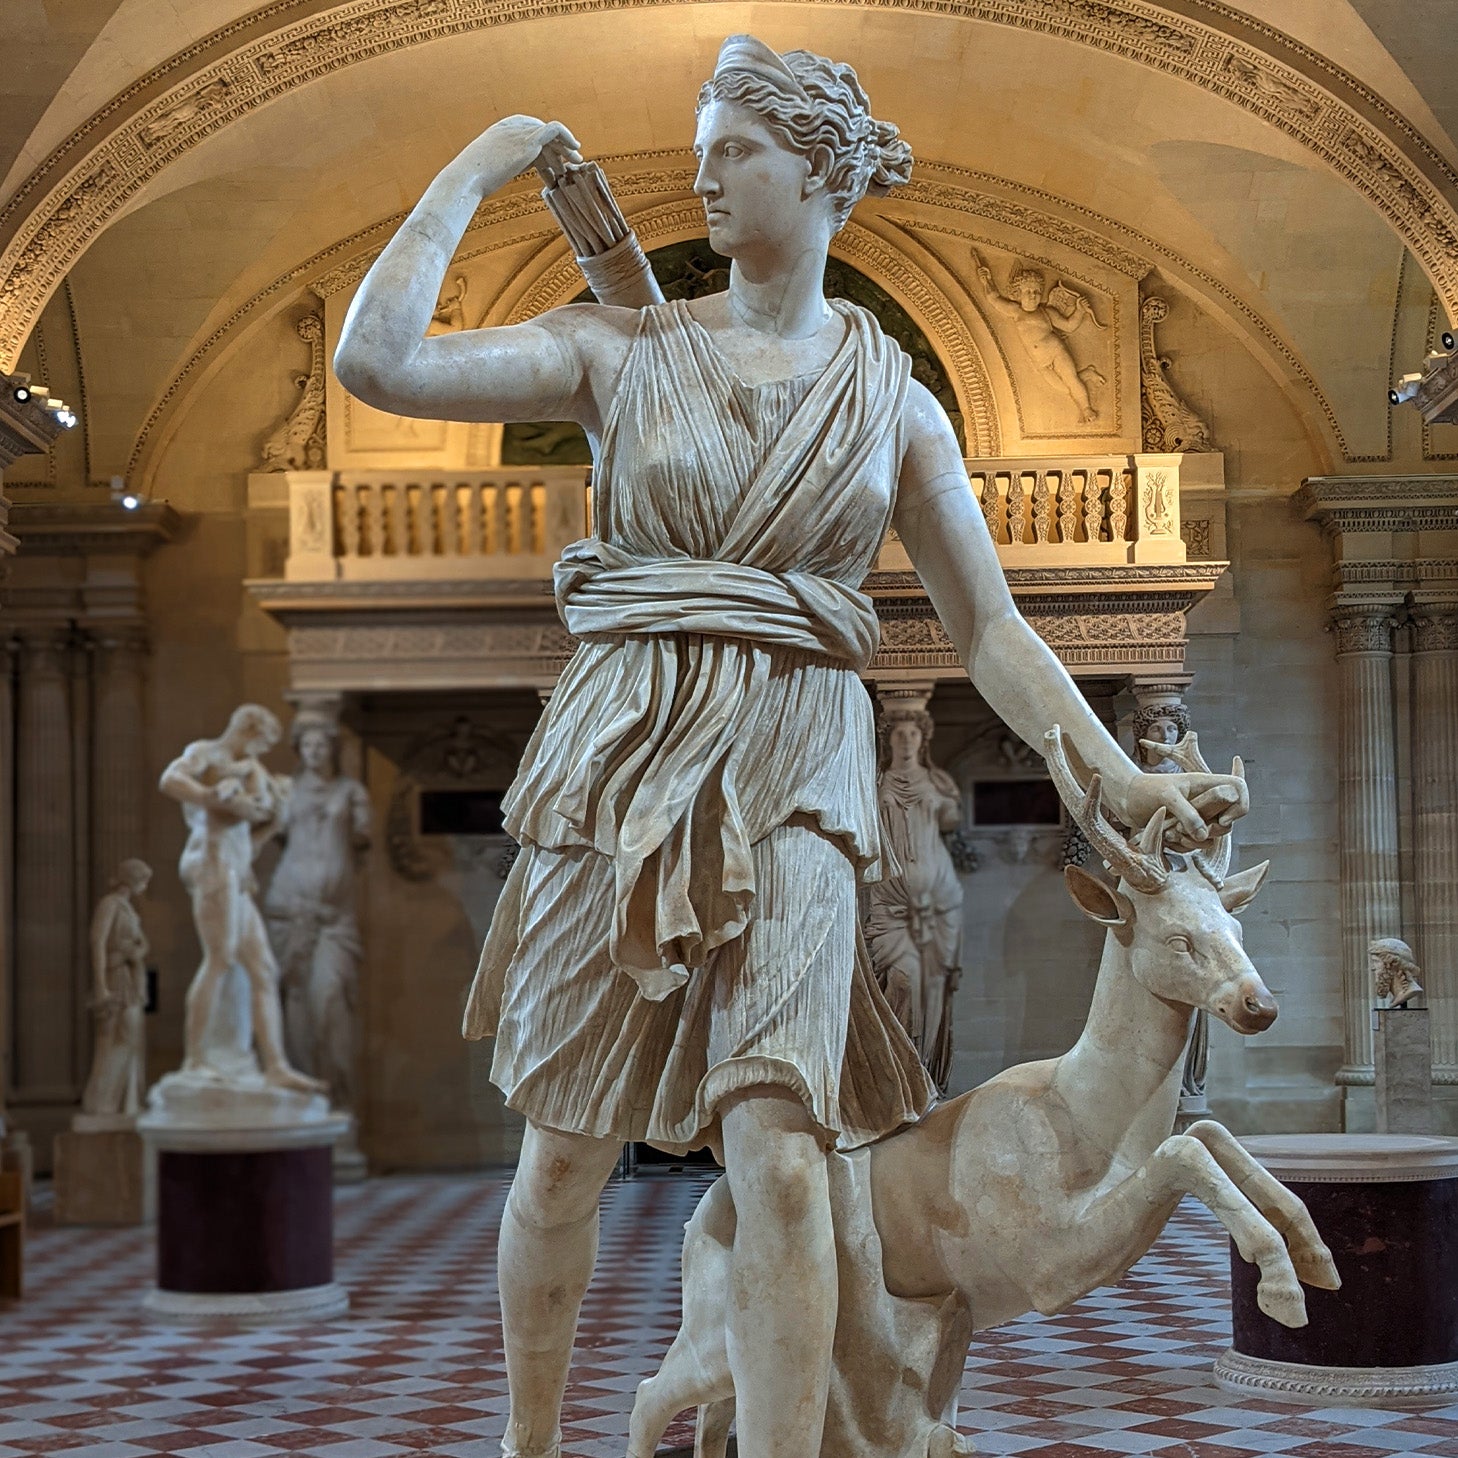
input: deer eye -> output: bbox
[1166,935,1193,955]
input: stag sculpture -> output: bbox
[627,726,1339,1458]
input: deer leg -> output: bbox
[695,1398,735,1458]
[1045,1136,1309,1328]
[1181,1121,1340,1292]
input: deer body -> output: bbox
[626,731,1339,1458]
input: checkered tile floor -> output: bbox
[3,1174,1456,1457]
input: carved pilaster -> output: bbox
[1332,611,1401,1084]
[12,628,78,1102]
[1412,607,1458,1081]
[0,637,12,1133]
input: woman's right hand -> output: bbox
[451,115,583,197]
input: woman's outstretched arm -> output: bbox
[334,116,615,427]
[893,382,1246,842]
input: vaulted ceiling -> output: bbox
[4,0,1457,484]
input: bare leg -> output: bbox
[182,873,241,1071]
[237,903,325,1093]
[719,1088,836,1458]
[500,1121,622,1458]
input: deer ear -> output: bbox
[1065,865,1134,928]
[1219,860,1270,915]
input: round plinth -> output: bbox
[141,1115,348,1326]
[1215,1134,1458,1406]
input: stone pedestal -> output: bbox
[1215,1134,1458,1405]
[1375,1009,1435,1134]
[139,1076,348,1324]
[54,1121,154,1225]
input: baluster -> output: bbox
[1031,471,1051,544]
[1057,471,1078,544]
[388,483,408,556]
[506,484,524,555]
[529,483,547,555]
[492,483,511,556]
[976,475,1001,542]
[440,482,460,558]
[418,482,437,556]
[1084,470,1105,544]
[1006,472,1028,544]
[464,482,484,554]
[365,483,385,557]
[338,483,361,559]
[1108,468,1130,544]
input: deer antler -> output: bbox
[1044,727,1168,892]
[1138,731,1243,885]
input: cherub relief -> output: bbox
[974,253,1108,424]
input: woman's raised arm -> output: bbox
[334,116,611,427]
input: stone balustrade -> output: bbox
[279,454,1188,582]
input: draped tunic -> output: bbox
[463,296,933,1146]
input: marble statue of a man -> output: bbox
[265,714,372,1116]
[157,704,323,1095]
[80,858,152,1121]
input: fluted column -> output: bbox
[1412,607,1458,1082]
[1333,611,1402,1083]
[13,627,78,1102]
[92,627,149,889]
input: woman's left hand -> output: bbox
[1119,771,1248,849]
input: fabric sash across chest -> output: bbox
[554,539,881,671]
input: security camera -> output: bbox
[1390,372,1424,405]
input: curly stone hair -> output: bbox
[699,41,914,231]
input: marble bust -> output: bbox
[1370,937,1424,1009]
[78,858,152,1126]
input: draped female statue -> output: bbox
[335,35,1248,1458]
[865,708,963,1090]
[80,859,152,1120]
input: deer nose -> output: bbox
[1242,990,1278,1031]
[1216,977,1278,1034]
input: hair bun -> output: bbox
[867,119,913,196]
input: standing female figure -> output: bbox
[335,35,1245,1458]
[865,710,964,1089]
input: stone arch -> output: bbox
[2,0,1458,371]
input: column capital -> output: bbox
[1412,606,1458,654]
[92,623,150,659]
[1128,675,1193,709]
[872,679,936,717]
[1331,611,1399,656]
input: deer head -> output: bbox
[1045,726,1277,1035]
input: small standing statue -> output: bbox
[864,705,964,1091]
[79,859,152,1121]
[265,711,372,1127]
[1371,937,1424,1008]
[1135,701,1207,1124]
[156,704,324,1100]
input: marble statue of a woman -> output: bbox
[80,858,152,1121]
[335,35,1248,1458]
[865,709,963,1090]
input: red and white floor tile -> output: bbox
[2,1174,1455,1457]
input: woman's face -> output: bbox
[889,720,923,767]
[298,727,334,774]
[693,99,824,258]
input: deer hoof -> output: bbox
[927,1425,976,1458]
[1257,1277,1309,1329]
[1293,1241,1342,1291]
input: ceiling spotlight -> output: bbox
[1390,372,1424,406]
[109,474,141,510]
[1443,330,1456,352]
[12,384,29,403]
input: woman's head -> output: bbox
[695,36,912,238]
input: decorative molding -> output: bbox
[1214,1349,1458,1403]
[3,0,1458,379]
[1298,475,1458,536]
[7,500,180,555]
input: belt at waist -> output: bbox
[553,538,880,671]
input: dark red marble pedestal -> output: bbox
[1215,1134,1458,1405]
[139,1111,348,1324]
